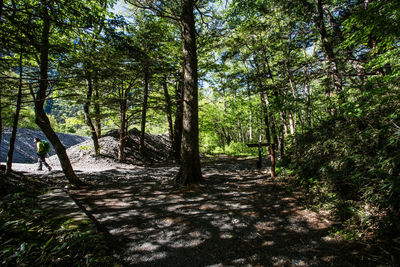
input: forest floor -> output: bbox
[10,155,391,266]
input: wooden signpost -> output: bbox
[246,141,269,169]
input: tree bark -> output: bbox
[6,47,23,174]
[175,0,202,185]
[34,7,80,185]
[172,67,184,161]
[140,65,150,156]
[84,70,100,157]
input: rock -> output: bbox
[47,128,172,167]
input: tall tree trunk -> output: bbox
[118,80,135,162]
[34,8,80,185]
[172,67,184,161]
[303,49,312,128]
[253,50,277,177]
[248,88,253,143]
[269,114,277,178]
[5,47,23,174]
[140,66,150,156]
[176,0,202,185]
[289,112,295,135]
[237,120,242,143]
[286,62,297,135]
[278,124,284,159]
[264,52,281,177]
[260,91,276,177]
[163,74,174,147]
[118,87,127,162]
[84,70,100,157]
[94,79,102,138]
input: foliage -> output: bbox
[0,191,117,266]
[283,89,400,237]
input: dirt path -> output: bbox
[41,156,369,267]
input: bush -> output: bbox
[284,101,400,237]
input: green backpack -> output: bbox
[42,140,51,153]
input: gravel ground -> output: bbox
[9,156,392,266]
[6,126,395,266]
[6,125,397,266]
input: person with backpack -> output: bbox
[34,137,52,171]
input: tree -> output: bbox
[127,0,204,184]
[2,0,110,185]
[5,47,23,175]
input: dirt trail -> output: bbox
[47,156,371,267]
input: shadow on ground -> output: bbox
[70,157,372,266]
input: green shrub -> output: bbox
[283,97,400,237]
[0,192,117,266]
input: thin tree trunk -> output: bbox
[34,8,80,185]
[5,47,23,174]
[260,91,276,177]
[118,84,127,162]
[140,66,150,155]
[286,62,297,135]
[176,0,202,185]
[279,124,284,159]
[84,71,100,157]
[118,110,127,163]
[246,77,254,143]
[118,79,135,162]
[94,79,102,138]
[303,49,312,128]
[237,120,242,143]
[269,115,277,178]
[253,50,277,177]
[264,52,281,177]
[289,112,295,135]
[163,75,174,147]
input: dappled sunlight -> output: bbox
[69,157,364,266]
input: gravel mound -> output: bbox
[1,128,88,163]
[48,128,172,167]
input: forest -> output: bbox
[1,0,400,266]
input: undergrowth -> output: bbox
[282,94,400,242]
[0,177,118,266]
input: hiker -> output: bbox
[34,138,52,171]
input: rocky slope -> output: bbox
[1,128,88,163]
[47,128,172,167]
